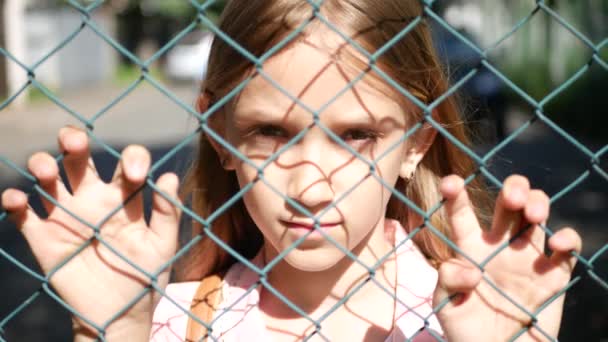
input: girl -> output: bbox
[1,1,581,341]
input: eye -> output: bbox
[341,129,379,142]
[253,125,287,138]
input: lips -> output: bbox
[280,220,342,230]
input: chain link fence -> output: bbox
[1,0,606,341]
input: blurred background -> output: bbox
[0,0,606,341]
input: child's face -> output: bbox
[218,34,429,271]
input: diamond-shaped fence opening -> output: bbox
[0,1,606,341]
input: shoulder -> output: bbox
[150,282,200,342]
[209,252,269,339]
[394,225,439,301]
[389,218,438,285]
[149,257,265,342]
[389,219,444,337]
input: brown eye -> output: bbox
[342,129,378,141]
[256,125,287,138]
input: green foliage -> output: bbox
[26,86,51,103]
[113,63,164,85]
[123,0,226,19]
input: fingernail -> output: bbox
[510,187,526,204]
[551,233,567,249]
[123,158,145,181]
[65,135,80,150]
[129,161,146,180]
[13,192,26,206]
[528,202,546,221]
[38,164,54,179]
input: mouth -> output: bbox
[280,220,342,231]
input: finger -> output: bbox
[27,152,70,214]
[149,173,181,246]
[112,145,151,184]
[58,126,99,193]
[434,258,482,308]
[486,175,529,243]
[440,175,480,244]
[548,227,582,273]
[1,188,41,235]
[523,189,550,224]
[511,189,550,250]
[111,145,151,219]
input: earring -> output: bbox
[404,170,415,184]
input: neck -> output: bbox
[260,218,395,318]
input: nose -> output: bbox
[287,165,334,213]
[283,128,337,213]
[286,162,335,214]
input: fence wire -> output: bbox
[0,0,606,341]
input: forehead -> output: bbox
[232,32,406,123]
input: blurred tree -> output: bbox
[115,0,144,65]
[113,0,226,66]
[505,0,608,142]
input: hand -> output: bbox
[1,126,181,338]
[433,175,582,341]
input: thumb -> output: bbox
[434,258,482,311]
[149,173,181,246]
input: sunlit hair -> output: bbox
[176,0,492,281]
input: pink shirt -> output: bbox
[151,219,443,341]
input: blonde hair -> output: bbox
[175,0,492,281]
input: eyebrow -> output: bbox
[232,106,401,132]
[232,108,292,126]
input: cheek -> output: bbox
[373,136,406,192]
[336,152,402,251]
[332,141,403,207]
[342,179,385,226]
[235,161,285,231]
[329,159,395,234]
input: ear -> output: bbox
[197,91,235,171]
[399,115,438,180]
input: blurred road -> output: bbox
[0,83,606,341]
[0,81,200,180]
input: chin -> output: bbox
[281,245,347,272]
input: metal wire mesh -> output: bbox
[0,0,606,341]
